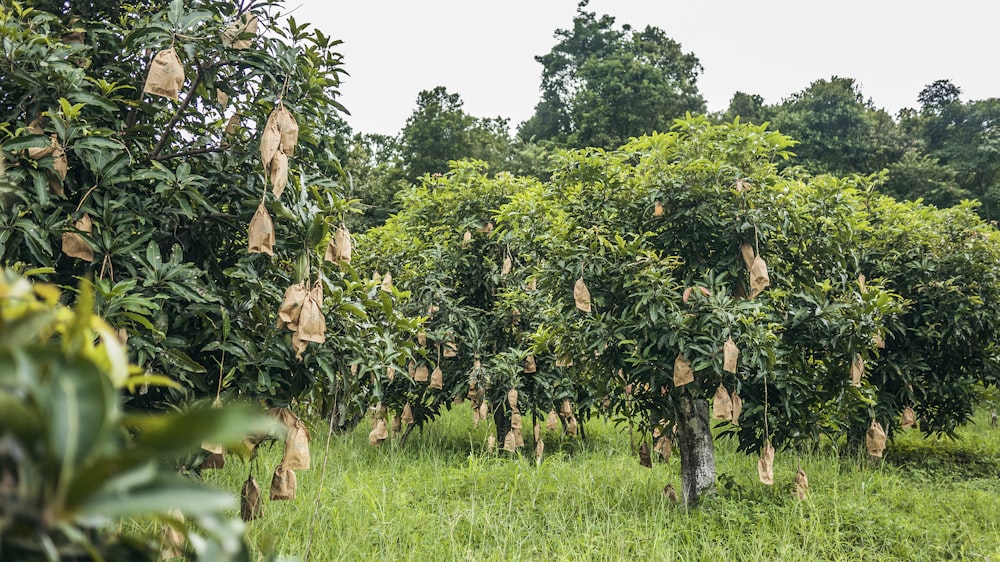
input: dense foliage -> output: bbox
[363,117,1000,504]
[0,269,273,561]
[0,0,416,418]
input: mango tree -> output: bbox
[0,0,415,416]
[357,162,573,447]
[498,117,900,505]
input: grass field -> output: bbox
[201,406,1000,561]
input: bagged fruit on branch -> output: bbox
[757,440,775,485]
[240,476,262,521]
[270,464,297,500]
[673,353,694,387]
[723,338,739,374]
[62,214,94,261]
[143,48,185,100]
[248,202,275,255]
[574,277,592,312]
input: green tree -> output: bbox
[519,1,705,150]
[721,91,769,124]
[770,76,903,175]
[908,81,1000,218]
[0,0,414,415]
[880,151,968,208]
[398,86,515,182]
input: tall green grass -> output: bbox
[202,407,1000,561]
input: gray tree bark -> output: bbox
[675,388,716,507]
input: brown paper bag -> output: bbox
[240,476,262,521]
[270,464,297,500]
[62,214,94,261]
[27,120,55,159]
[739,242,756,270]
[269,151,288,199]
[502,254,512,276]
[259,116,281,171]
[324,225,353,263]
[30,134,57,161]
[712,383,733,421]
[414,364,429,382]
[535,439,544,460]
[639,442,652,468]
[757,440,775,485]
[277,281,308,330]
[514,427,524,448]
[749,257,770,298]
[793,467,809,500]
[873,331,886,349]
[546,410,559,432]
[368,418,389,446]
[283,418,311,470]
[566,416,578,437]
[52,144,68,180]
[296,282,326,345]
[523,355,537,374]
[143,48,185,100]
[381,272,394,293]
[653,201,664,216]
[731,392,743,425]
[900,406,916,430]
[673,353,694,387]
[654,436,672,462]
[269,407,298,430]
[291,331,307,361]
[279,107,299,156]
[507,387,519,410]
[574,277,592,312]
[866,419,886,458]
[223,14,258,50]
[560,399,573,418]
[443,341,458,358]
[430,366,443,389]
[160,509,185,560]
[199,443,225,470]
[555,356,573,367]
[503,430,517,452]
[723,338,739,374]
[248,202,275,255]
[510,412,522,429]
[402,403,414,425]
[850,353,864,387]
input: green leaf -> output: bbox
[2,135,51,152]
[79,474,234,521]
[163,348,207,373]
[72,137,125,151]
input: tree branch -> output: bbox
[146,65,207,162]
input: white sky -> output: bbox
[291,0,1000,136]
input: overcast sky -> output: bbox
[292,0,1000,136]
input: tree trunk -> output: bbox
[675,388,716,507]
[494,407,511,449]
